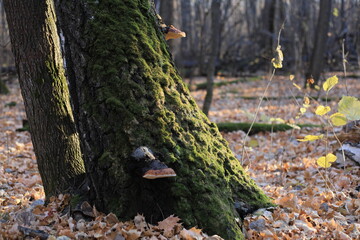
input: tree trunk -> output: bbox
[0,74,9,94]
[159,0,180,55]
[305,0,332,86]
[4,0,86,197]
[203,0,221,116]
[55,1,273,239]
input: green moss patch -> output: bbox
[217,122,322,134]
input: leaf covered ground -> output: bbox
[1,74,360,239]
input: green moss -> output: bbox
[70,194,83,208]
[217,122,322,134]
[0,79,9,94]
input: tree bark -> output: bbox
[203,0,221,116]
[159,0,180,55]
[4,0,86,197]
[305,0,332,86]
[54,1,273,239]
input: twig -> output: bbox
[18,225,49,240]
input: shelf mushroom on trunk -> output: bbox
[131,146,177,179]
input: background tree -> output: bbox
[306,0,332,86]
[202,0,221,115]
[159,0,181,55]
[2,0,360,80]
[4,0,86,197]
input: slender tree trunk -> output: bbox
[272,0,282,48]
[305,0,332,86]
[159,0,180,55]
[56,0,273,239]
[203,0,221,116]
[0,74,9,94]
[180,0,192,55]
[4,0,86,197]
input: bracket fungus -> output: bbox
[131,146,176,179]
[163,25,186,40]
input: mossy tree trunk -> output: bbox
[56,0,273,239]
[4,0,86,197]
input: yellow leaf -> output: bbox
[300,107,307,114]
[293,83,301,90]
[304,97,310,106]
[322,75,338,92]
[271,45,283,69]
[314,85,320,90]
[260,113,271,122]
[286,123,300,130]
[289,74,295,81]
[271,58,282,68]
[330,112,347,126]
[338,96,360,121]
[297,134,324,142]
[317,153,337,168]
[333,8,339,17]
[270,117,285,123]
[315,105,331,116]
[247,139,259,148]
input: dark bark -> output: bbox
[180,0,192,55]
[55,0,273,239]
[245,0,257,35]
[305,0,332,86]
[0,1,14,67]
[159,0,180,54]
[261,0,275,57]
[0,75,9,94]
[203,0,221,116]
[4,0,86,197]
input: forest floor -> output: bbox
[0,72,360,239]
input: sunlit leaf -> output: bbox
[289,75,295,81]
[297,134,324,142]
[270,117,285,123]
[286,123,300,130]
[317,153,337,168]
[315,105,331,116]
[304,97,310,106]
[247,139,259,147]
[300,107,307,114]
[271,45,283,69]
[293,83,301,90]
[322,75,338,92]
[307,77,314,85]
[338,96,360,121]
[260,113,271,122]
[333,7,339,17]
[330,112,347,126]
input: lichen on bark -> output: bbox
[56,0,274,238]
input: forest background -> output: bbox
[0,0,360,239]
